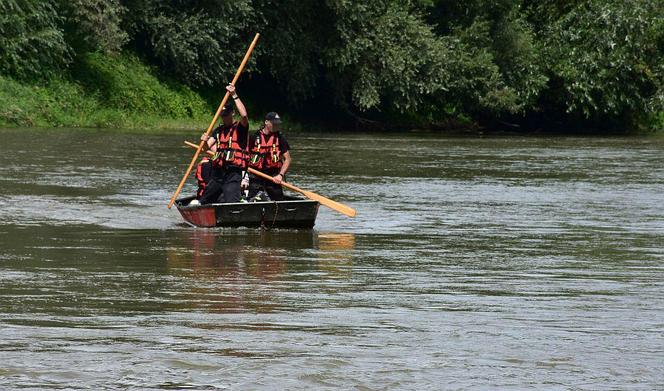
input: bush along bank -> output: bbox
[0,53,212,130]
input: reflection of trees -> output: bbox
[165,230,356,313]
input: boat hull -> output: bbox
[175,196,319,228]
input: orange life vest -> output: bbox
[212,122,248,169]
[249,131,283,171]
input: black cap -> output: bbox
[265,112,282,124]
[221,103,234,116]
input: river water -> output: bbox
[1,127,663,389]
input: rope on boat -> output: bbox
[270,201,279,228]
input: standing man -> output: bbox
[199,84,249,204]
[245,112,291,201]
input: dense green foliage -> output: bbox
[73,52,208,118]
[0,0,70,79]
[61,0,128,54]
[0,0,662,131]
[0,53,210,128]
[542,0,663,119]
[124,0,256,87]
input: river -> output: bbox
[1,127,663,389]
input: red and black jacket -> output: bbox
[249,131,283,171]
[212,122,248,169]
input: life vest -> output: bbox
[212,122,247,169]
[195,157,212,198]
[249,131,283,171]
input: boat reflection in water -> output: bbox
[315,232,355,278]
[166,230,356,313]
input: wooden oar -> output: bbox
[167,33,260,209]
[187,143,215,158]
[183,141,357,218]
[248,168,357,217]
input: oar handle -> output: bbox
[247,168,305,193]
[185,141,215,157]
[167,33,260,209]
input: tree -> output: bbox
[0,0,70,79]
[123,0,257,87]
[252,0,329,106]
[427,0,547,114]
[59,0,128,55]
[540,0,663,120]
[322,0,454,113]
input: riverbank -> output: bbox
[0,53,213,130]
[1,52,661,135]
[0,56,308,133]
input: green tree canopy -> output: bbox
[60,0,128,55]
[540,0,663,120]
[123,0,257,87]
[0,0,662,130]
[0,0,70,79]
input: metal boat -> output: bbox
[175,196,320,228]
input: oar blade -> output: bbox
[301,190,357,218]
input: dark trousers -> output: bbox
[200,166,242,204]
[247,174,284,201]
